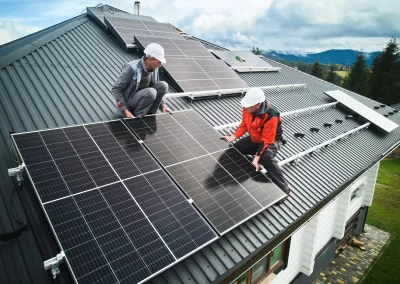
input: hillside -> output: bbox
[264,49,380,67]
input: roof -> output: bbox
[1,6,399,284]
[392,102,400,111]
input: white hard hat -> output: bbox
[241,88,265,107]
[144,43,166,64]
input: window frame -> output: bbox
[233,240,288,284]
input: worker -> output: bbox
[112,43,171,118]
[221,88,292,197]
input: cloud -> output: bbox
[142,0,400,52]
[0,21,41,45]
[1,0,399,52]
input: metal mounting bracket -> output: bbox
[44,251,65,279]
[8,163,25,186]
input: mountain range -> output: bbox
[263,49,381,67]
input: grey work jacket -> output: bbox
[111,57,161,112]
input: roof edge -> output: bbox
[0,14,89,69]
[215,140,400,284]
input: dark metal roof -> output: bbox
[0,9,399,284]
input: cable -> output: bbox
[9,184,24,225]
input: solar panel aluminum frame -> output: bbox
[124,110,286,235]
[11,119,218,284]
[325,90,399,133]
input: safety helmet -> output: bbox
[241,88,265,108]
[144,43,166,64]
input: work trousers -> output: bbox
[234,136,289,192]
[128,81,168,118]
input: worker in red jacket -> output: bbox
[222,88,291,197]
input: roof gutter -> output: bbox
[215,140,400,284]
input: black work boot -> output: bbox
[277,188,292,205]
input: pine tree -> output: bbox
[370,38,400,105]
[252,46,260,55]
[343,51,370,97]
[326,64,337,83]
[311,59,324,79]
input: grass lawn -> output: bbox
[334,71,348,78]
[363,159,400,283]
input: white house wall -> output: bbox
[272,162,380,284]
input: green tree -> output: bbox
[311,59,324,79]
[370,38,400,105]
[326,64,337,83]
[252,46,260,55]
[343,51,370,97]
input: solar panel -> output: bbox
[135,36,249,92]
[105,17,183,47]
[325,90,399,133]
[212,50,280,72]
[125,112,227,167]
[164,58,219,92]
[194,59,249,89]
[125,110,286,234]
[86,7,157,32]
[12,120,217,284]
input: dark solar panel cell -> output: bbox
[13,119,218,283]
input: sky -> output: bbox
[0,0,399,54]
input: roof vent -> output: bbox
[384,114,389,117]
[380,104,386,108]
[310,127,319,133]
[335,119,343,123]
[134,1,141,15]
[323,123,332,127]
[394,110,399,113]
[345,115,353,119]
[294,133,305,138]
[374,106,380,109]
[388,112,394,115]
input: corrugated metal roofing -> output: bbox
[0,10,399,284]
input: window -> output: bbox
[231,239,289,284]
[351,188,361,201]
[251,256,267,283]
[269,243,283,270]
[233,273,247,284]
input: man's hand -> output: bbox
[124,109,135,119]
[221,135,236,143]
[161,106,171,113]
[252,155,261,172]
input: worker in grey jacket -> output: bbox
[112,43,170,118]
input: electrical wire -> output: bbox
[8,184,24,225]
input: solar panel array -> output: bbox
[105,16,183,46]
[212,50,280,72]
[87,7,157,30]
[325,90,399,133]
[135,36,215,59]
[135,36,248,92]
[126,110,286,234]
[12,120,217,284]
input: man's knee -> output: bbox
[144,88,157,101]
[260,150,274,165]
[154,81,168,93]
